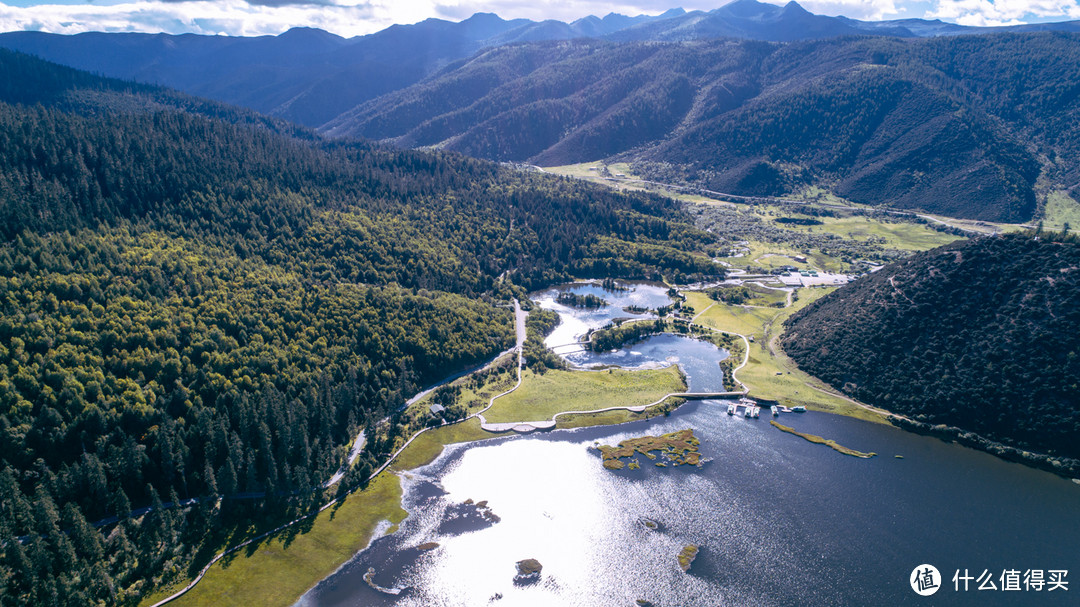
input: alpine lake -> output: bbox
[296,282,1080,607]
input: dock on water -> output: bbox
[724,398,794,418]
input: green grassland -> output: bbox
[686,291,776,339]
[761,208,962,251]
[706,283,788,307]
[919,214,1026,234]
[1043,190,1080,231]
[688,287,886,424]
[482,366,686,424]
[545,162,735,207]
[543,161,607,178]
[389,418,510,472]
[160,473,408,607]
[554,397,685,429]
[544,161,634,179]
[718,239,846,273]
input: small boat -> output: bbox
[727,404,736,415]
[792,405,806,413]
[771,405,779,416]
[744,406,752,418]
[750,406,760,419]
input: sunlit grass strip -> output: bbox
[483,366,685,424]
[770,420,876,458]
[162,474,407,607]
[690,288,887,424]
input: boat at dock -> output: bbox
[771,405,779,416]
[727,404,736,415]
[792,405,806,412]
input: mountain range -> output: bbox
[2,0,1080,130]
[4,1,1080,222]
[333,33,1080,223]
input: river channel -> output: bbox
[296,282,1079,607]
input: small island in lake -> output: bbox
[596,429,702,470]
[677,545,699,572]
[770,421,877,458]
[514,558,543,584]
[557,292,608,308]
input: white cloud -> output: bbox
[0,1,909,37]
[2,0,1080,37]
[797,1,902,21]
[928,0,1080,26]
[0,0,418,37]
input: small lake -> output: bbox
[572,332,730,393]
[296,283,1080,607]
[536,281,672,356]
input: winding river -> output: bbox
[296,282,1079,607]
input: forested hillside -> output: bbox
[782,233,1080,461]
[0,50,718,605]
[333,33,1080,223]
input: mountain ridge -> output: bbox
[3,1,1080,129]
[328,33,1080,222]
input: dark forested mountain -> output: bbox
[0,14,533,128]
[782,233,1080,460]
[2,1,1080,130]
[334,33,1080,223]
[0,50,718,605]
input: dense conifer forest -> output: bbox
[0,50,719,605]
[782,233,1080,461]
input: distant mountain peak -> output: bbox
[781,1,811,16]
[462,12,505,24]
[658,8,688,19]
[719,0,781,18]
[278,27,344,42]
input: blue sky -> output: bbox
[1,1,1078,37]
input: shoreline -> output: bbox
[888,416,1080,479]
[159,285,1078,606]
